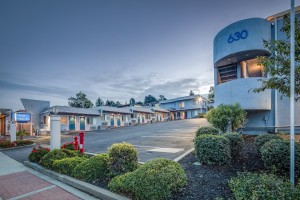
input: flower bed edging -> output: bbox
[0,143,36,151]
[24,161,130,200]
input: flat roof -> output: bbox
[267,6,300,21]
[42,106,100,116]
[159,95,206,104]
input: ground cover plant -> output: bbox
[61,142,76,150]
[0,140,34,148]
[109,158,187,200]
[28,146,50,162]
[39,149,82,170]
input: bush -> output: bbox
[108,142,138,177]
[194,134,231,165]
[53,157,88,176]
[260,139,300,176]
[254,134,283,152]
[39,149,81,170]
[28,146,50,163]
[0,141,12,148]
[197,113,205,118]
[16,140,34,146]
[61,142,76,150]
[206,103,247,133]
[73,153,109,183]
[108,158,187,200]
[229,172,300,200]
[195,126,219,137]
[224,132,244,159]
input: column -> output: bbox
[50,115,61,150]
[10,123,16,142]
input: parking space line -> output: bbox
[141,136,194,138]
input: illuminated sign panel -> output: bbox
[14,113,31,122]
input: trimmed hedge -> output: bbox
[195,126,219,137]
[39,149,82,170]
[108,158,187,200]
[108,142,138,177]
[260,139,300,176]
[194,134,231,165]
[28,146,50,163]
[73,153,109,183]
[224,132,244,159]
[254,134,283,152]
[53,157,88,176]
[229,172,300,200]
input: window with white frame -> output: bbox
[87,117,97,125]
[178,101,185,108]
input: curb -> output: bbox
[0,143,36,151]
[173,148,194,162]
[24,161,129,200]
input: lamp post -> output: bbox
[290,0,295,186]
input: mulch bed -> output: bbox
[173,135,264,200]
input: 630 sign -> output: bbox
[228,30,248,43]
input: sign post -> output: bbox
[50,115,61,150]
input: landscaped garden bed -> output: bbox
[173,135,264,199]
[0,140,34,149]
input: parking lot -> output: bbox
[3,118,208,163]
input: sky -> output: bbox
[0,0,299,110]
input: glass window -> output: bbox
[60,116,67,124]
[178,102,185,108]
[240,58,264,78]
[218,64,237,84]
[87,117,96,125]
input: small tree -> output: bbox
[129,98,135,105]
[144,95,158,105]
[252,16,300,100]
[95,97,104,107]
[206,103,247,132]
[158,95,167,101]
[189,90,195,96]
[68,91,94,108]
[208,86,214,102]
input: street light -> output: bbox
[290,0,295,186]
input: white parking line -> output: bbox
[141,136,194,139]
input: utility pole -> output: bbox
[290,0,295,186]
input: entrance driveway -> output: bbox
[83,118,208,162]
[3,118,208,163]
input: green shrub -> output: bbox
[73,154,109,183]
[108,142,138,177]
[197,113,205,118]
[229,172,300,200]
[61,142,76,150]
[260,139,300,176]
[254,134,283,152]
[28,146,50,163]
[16,140,34,146]
[39,149,81,170]
[108,158,187,200]
[194,134,231,165]
[53,157,88,176]
[206,103,247,133]
[0,141,12,148]
[224,132,244,159]
[195,126,219,137]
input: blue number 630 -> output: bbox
[228,30,248,43]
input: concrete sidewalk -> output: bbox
[0,152,99,200]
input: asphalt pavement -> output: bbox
[2,118,208,163]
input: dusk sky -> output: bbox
[0,0,299,110]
